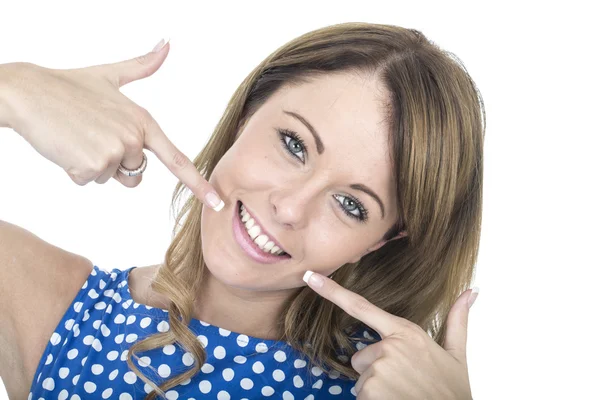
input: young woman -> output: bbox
[0,22,484,399]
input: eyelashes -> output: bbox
[276,127,369,223]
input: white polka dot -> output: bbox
[83,309,90,321]
[107,350,119,361]
[261,386,275,396]
[312,379,323,389]
[109,369,119,380]
[158,364,171,378]
[218,328,231,337]
[104,289,115,297]
[65,319,75,330]
[41,377,55,390]
[329,385,342,395]
[84,381,96,393]
[165,390,179,399]
[100,324,111,337]
[201,363,215,373]
[328,369,341,379]
[255,342,269,353]
[81,356,87,367]
[293,375,304,388]
[94,301,107,310]
[83,335,94,345]
[140,317,152,328]
[92,318,101,329]
[234,355,247,364]
[99,279,106,289]
[163,344,176,355]
[272,369,285,382]
[274,350,287,362]
[72,374,80,385]
[92,338,103,351]
[217,391,231,400]
[356,342,367,350]
[73,324,80,337]
[119,394,132,400]
[57,389,68,400]
[240,378,254,390]
[114,314,126,324]
[126,315,136,325]
[91,364,104,375]
[73,302,83,312]
[213,345,226,359]
[182,352,194,366]
[144,383,153,393]
[125,333,138,343]
[120,349,129,361]
[197,335,208,348]
[122,299,133,309]
[304,395,314,400]
[138,356,151,367]
[112,292,122,303]
[50,332,61,345]
[181,377,191,385]
[106,304,113,313]
[124,371,137,384]
[282,391,294,400]
[252,361,265,373]
[115,334,124,344]
[91,268,97,276]
[222,368,234,381]
[199,380,212,394]
[71,395,81,400]
[157,320,170,332]
[311,366,324,376]
[88,289,99,299]
[351,386,357,396]
[59,367,70,379]
[45,353,53,365]
[102,388,113,399]
[236,335,249,347]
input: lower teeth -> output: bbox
[239,204,288,257]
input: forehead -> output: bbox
[257,71,396,217]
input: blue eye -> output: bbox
[276,128,369,223]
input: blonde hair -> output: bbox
[125,22,486,399]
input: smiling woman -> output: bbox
[6,21,485,400]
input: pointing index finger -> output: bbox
[303,271,402,339]
[143,116,224,211]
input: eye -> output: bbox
[278,128,307,163]
[333,194,369,223]
[276,127,369,223]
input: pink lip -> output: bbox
[233,200,291,264]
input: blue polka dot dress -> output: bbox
[27,265,382,399]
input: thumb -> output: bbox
[442,287,478,365]
[100,38,170,88]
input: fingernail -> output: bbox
[468,287,479,309]
[205,192,224,212]
[151,37,170,53]
[303,270,324,288]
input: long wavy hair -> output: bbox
[125,22,485,399]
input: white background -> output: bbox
[1,0,598,398]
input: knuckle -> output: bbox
[349,296,372,316]
[122,133,143,153]
[171,149,189,169]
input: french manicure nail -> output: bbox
[468,287,479,309]
[205,192,224,212]
[151,37,170,53]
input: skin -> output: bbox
[134,70,407,340]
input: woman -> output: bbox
[0,22,484,399]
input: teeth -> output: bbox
[239,204,287,256]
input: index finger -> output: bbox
[303,271,405,339]
[144,116,224,212]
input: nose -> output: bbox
[270,180,325,230]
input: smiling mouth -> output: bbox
[237,201,291,258]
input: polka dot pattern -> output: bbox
[27,265,375,398]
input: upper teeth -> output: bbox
[240,204,287,256]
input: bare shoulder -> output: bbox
[0,220,94,398]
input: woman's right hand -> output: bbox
[0,39,224,211]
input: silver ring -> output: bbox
[118,152,147,177]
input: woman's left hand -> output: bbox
[304,271,477,400]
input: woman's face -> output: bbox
[201,71,399,291]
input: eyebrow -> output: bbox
[283,109,386,219]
